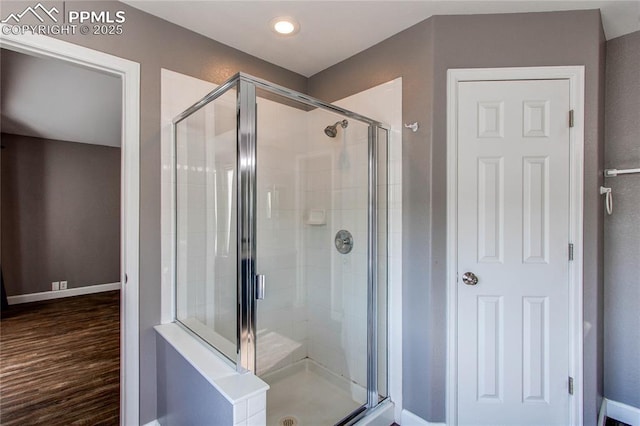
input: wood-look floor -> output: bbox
[0,291,120,425]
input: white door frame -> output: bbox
[446,66,584,426]
[0,28,140,425]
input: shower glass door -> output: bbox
[251,84,388,425]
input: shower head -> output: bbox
[324,119,348,138]
[324,125,338,138]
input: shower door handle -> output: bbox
[255,274,266,300]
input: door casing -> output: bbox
[0,26,141,426]
[446,66,585,426]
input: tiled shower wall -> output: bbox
[256,86,400,386]
[302,109,370,387]
[300,79,403,389]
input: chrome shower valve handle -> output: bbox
[335,230,353,254]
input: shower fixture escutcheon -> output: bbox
[335,229,353,254]
[324,119,348,138]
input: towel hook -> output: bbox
[600,186,613,215]
[404,122,419,132]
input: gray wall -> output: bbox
[431,12,607,424]
[1,1,306,422]
[603,30,640,409]
[1,133,120,296]
[309,9,605,424]
[156,338,233,425]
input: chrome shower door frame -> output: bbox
[173,72,390,421]
[237,79,257,373]
[367,124,379,409]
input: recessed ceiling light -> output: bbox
[270,16,300,36]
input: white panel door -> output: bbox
[456,80,571,425]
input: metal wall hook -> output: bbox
[600,186,613,215]
[404,122,419,132]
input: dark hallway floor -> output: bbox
[0,291,120,425]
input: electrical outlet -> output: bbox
[52,281,60,291]
[60,281,68,290]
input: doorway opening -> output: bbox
[0,32,140,425]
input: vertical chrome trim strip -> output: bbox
[172,121,178,323]
[378,127,391,402]
[367,125,379,408]
[237,79,257,373]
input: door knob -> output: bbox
[462,272,479,286]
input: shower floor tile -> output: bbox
[265,363,363,426]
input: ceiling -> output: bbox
[123,0,640,77]
[0,48,121,147]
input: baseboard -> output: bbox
[142,420,160,426]
[401,409,445,426]
[601,398,640,426]
[7,282,121,305]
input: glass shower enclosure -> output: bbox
[173,73,389,425]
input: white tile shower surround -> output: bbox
[262,359,366,426]
[161,71,403,423]
[300,111,371,389]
